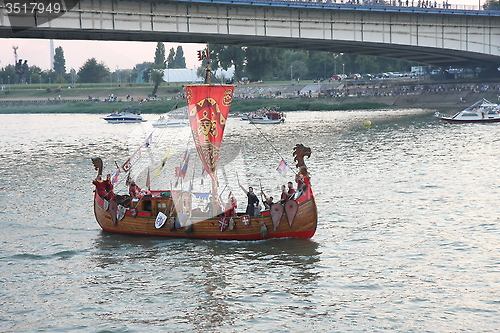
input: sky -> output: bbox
[0,39,206,71]
[0,0,482,72]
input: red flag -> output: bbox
[197,48,209,61]
[185,85,234,181]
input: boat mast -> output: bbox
[205,44,220,215]
[204,44,211,85]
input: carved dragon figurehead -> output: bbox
[91,157,103,176]
[293,144,311,177]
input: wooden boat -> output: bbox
[91,50,317,240]
[92,144,317,240]
[434,98,500,123]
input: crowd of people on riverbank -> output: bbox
[268,0,483,11]
[326,83,500,98]
[233,82,500,101]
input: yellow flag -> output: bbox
[153,149,171,177]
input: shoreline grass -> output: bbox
[0,98,389,114]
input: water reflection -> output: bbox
[90,232,320,330]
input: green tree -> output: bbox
[28,65,43,84]
[134,61,152,73]
[212,44,246,81]
[290,60,308,81]
[0,65,17,87]
[245,47,285,81]
[40,70,59,84]
[306,51,335,80]
[150,69,164,97]
[484,0,500,8]
[53,46,66,77]
[151,42,166,96]
[77,58,110,83]
[174,46,186,68]
[167,48,176,69]
[154,42,166,69]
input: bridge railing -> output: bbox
[212,0,499,12]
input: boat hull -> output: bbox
[93,191,317,240]
[104,118,146,123]
[152,120,189,127]
[438,117,500,123]
[249,119,283,124]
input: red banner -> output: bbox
[185,85,234,181]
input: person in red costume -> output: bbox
[287,181,295,199]
[224,192,238,217]
[129,181,142,199]
[104,174,115,200]
[278,184,288,203]
[93,175,108,199]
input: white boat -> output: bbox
[152,117,189,128]
[153,106,189,127]
[103,107,146,123]
[434,98,500,123]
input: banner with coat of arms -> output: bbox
[185,85,234,181]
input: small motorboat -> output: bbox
[103,107,146,123]
[152,116,189,128]
[247,106,285,124]
[434,99,500,123]
[152,107,189,127]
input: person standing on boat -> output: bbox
[104,174,115,200]
[260,189,274,210]
[224,192,238,217]
[287,181,295,199]
[239,184,259,216]
[278,185,288,203]
[93,175,109,200]
[129,181,142,199]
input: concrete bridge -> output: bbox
[1,0,499,68]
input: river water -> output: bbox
[1,109,499,332]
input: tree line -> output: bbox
[0,44,187,87]
[2,37,496,88]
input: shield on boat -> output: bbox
[109,200,118,225]
[117,205,126,221]
[241,215,250,226]
[285,200,298,226]
[130,207,138,218]
[219,216,229,232]
[270,204,284,231]
[155,212,167,229]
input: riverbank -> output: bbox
[1,79,499,113]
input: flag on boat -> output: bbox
[185,85,235,181]
[142,132,153,148]
[276,159,290,176]
[180,149,190,178]
[122,147,142,172]
[111,168,120,184]
[197,48,209,61]
[174,166,186,179]
[153,149,171,177]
